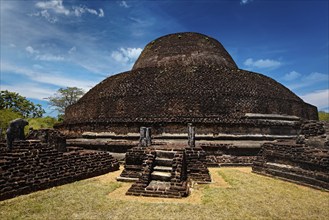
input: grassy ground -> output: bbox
[1,167,328,220]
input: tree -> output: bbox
[0,109,23,139]
[318,111,329,121]
[0,90,45,118]
[46,87,85,117]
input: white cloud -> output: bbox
[1,83,54,100]
[29,10,58,23]
[68,46,76,54]
[36,0,70,15]
[244,58,282,69]
[25,46,64,61]
[33,64,43,69]
[120,1,130,8]
[99,9,104,17]
[111,47,142,64]
[112,51,129,63]
[301,89,329,110]
[72,6,105,17]
[283,71,301,81]
[33,0,105,23]
[36,54,64,61]
[304,72,328,82]
[121,48,142,60]
[26,46,39,54]
[10,43,16,48]
[1,62,96,91]
[288,72,328,90]
[240,0,253,5]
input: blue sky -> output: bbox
[1,0,328,116]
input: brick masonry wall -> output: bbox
[300,121,326,138]
[61,63,317,133]
[57,119,301,139]
[185,147,211,182]
[252,141,329,190]
[120,147,148,179]
[27,129,67,152]
[200,144,259,166]
[0,140,119,201]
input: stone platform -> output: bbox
[252,121,329,191]
[118,145,211,198]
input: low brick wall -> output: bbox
[300,121,326,138]
[252,141,329,190]
[0,140,119,201]
[200,143,259,166]
[119,147,148,179]
[185,147,211,182]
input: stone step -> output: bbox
[153,166,172,172]
[155,150,177,159]
[155,157,173,166]
[151,171,171,181]
[146,180,171,191]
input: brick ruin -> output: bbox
[2,32,324,200]
[117,127,211,198]
[0,129,119,201]
[56,32,317,168]
[252,121,329,190]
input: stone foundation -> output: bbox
[200,143,259,166]
[252,141,329,190]
[185,147,211,182]
[118,145,211,198]
[125,149,190,198]
[118,147,148,180]
[0,140,119,201]
[61,116,300,167]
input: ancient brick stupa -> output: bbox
[58,32,318,166]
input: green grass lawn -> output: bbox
[1,167,328,220]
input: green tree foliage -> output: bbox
[318,111,329,121]
[0,109,58,139]
[27,117,59,130]
[0,109,23,139]
[46,87,85,117]
[0,90,45,118]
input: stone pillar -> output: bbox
[188,123,195,148]
[139,127,147,147]
[145,127,152,147]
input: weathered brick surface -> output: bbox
[200,143,259,166]
[120,147,149,178]
[0,140,119,201]
[26,129,67,152]
[252,141,329,190]
[185,147,211,182]
[126,149,190,198]
[300,121,326,138]
[57,33,317,137]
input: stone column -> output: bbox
[139,127,147,147]
[188,123,195,148]
[145,127,152,147]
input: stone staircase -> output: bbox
[147,150,175,189]
[126,149,189,198]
